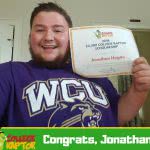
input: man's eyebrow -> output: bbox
[33,24,66,29]
[33,24,45,28]
[53,25,65,28]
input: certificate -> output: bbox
[69,25,139,77]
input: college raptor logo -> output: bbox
[48,99,102,127]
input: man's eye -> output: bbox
[54,28,65,33]
[36,29,45,32]
[54,30,63,33]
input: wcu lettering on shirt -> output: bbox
[23,79,109,117]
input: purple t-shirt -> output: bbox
[0,61,120,127]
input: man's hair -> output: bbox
[30,2,73,28]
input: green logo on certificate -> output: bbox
[95,30,102,38]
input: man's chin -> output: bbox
[29,48,70,68]
[33,57,67,69]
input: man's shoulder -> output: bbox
[0,61,30,73]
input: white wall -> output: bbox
[0,0,32,61]
[0,0,150,61]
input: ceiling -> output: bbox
[0,0,150,29]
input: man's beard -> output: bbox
[29,47,70,69]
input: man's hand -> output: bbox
[118,57,150,126]
[132,57,150,92]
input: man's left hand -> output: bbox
[132,57,150,92]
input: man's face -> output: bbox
[29,11,70,66]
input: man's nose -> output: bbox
[44,30,54,41]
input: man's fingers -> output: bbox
[133,57,149,66]
[132,64,150,73]
[133,70,150,78]
[134,76,150,84]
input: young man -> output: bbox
[0,2,150,127]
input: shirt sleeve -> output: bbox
[0,62,13,126]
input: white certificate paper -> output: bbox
[69,25,139,77]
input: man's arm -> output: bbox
[118,57,150,126]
